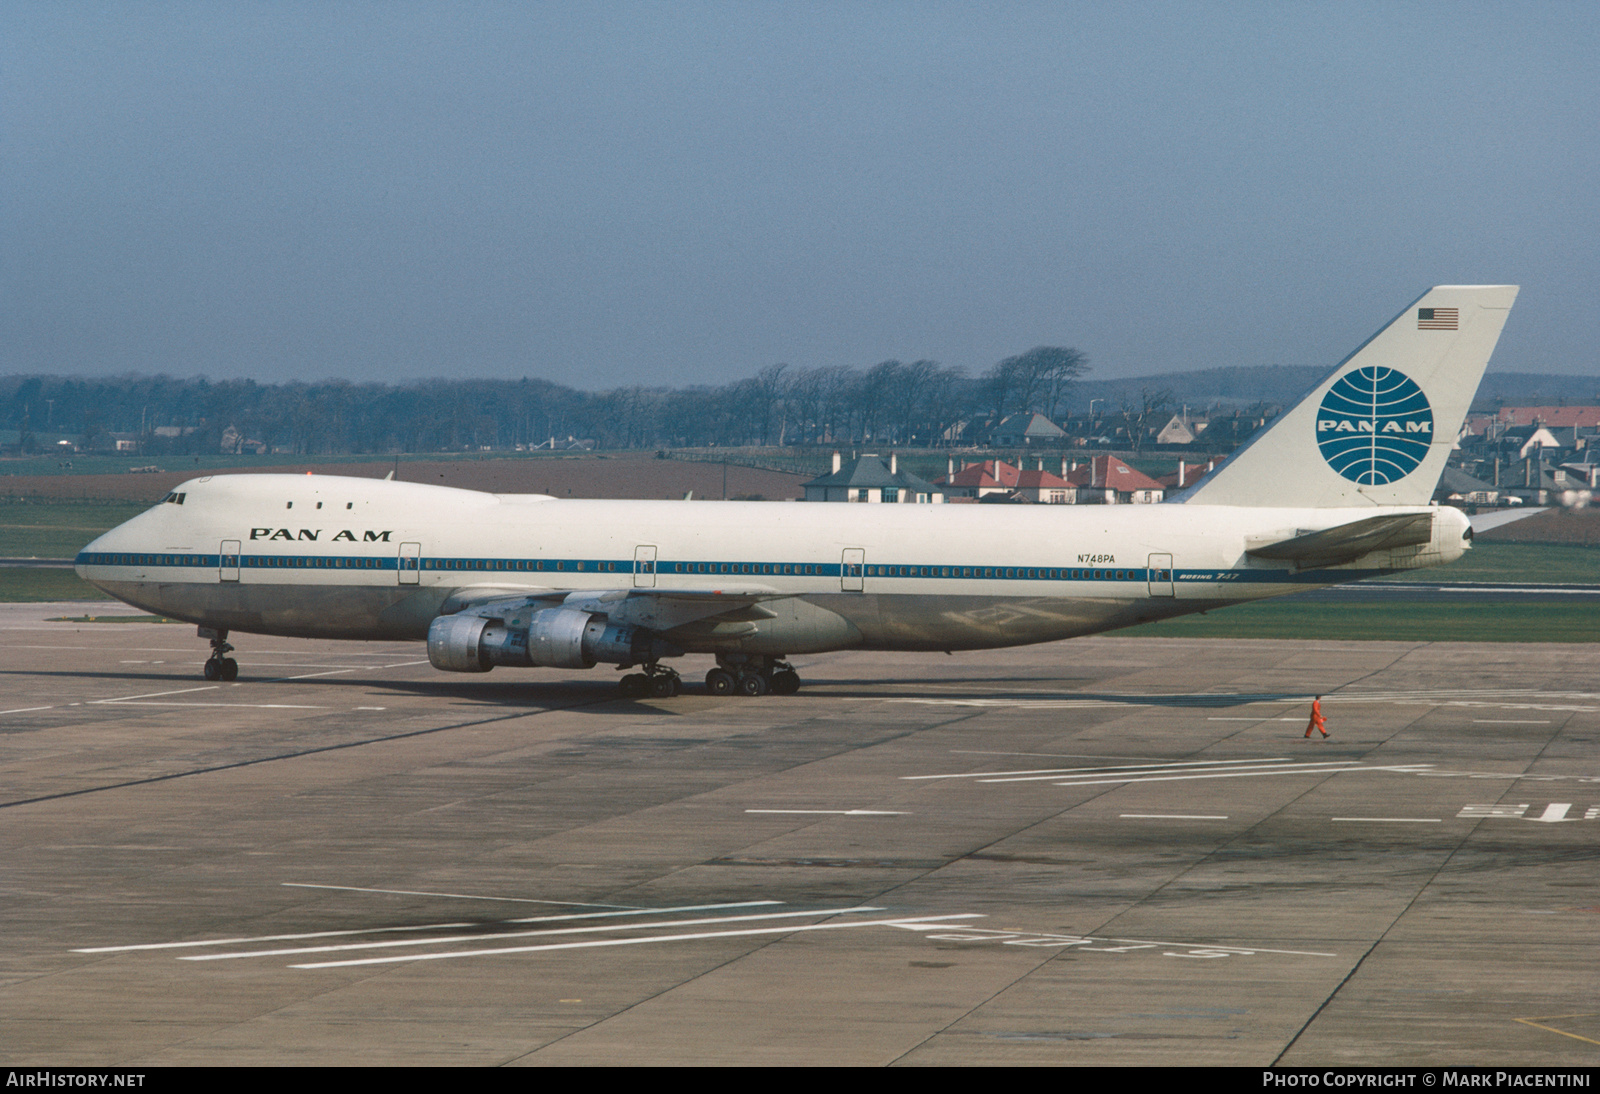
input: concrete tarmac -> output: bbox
[4,602,1599,1066]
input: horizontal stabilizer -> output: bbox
[1467,507,1548,534]
[1246,512,1434,569]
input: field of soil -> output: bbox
[0,453,809,504]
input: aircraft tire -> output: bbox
[220,657,239,682]
[738,673,768,697]
[705,669,735,696]
[203,658,222,681]
[770,670,799,695]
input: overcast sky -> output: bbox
[4,2,1596,389]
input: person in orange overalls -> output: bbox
[1305,695,1328,738]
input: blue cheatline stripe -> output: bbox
[75,552,396,571]
[74,551,1382,586]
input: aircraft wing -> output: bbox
[439,584,791,635]
[1245,512,1435,570]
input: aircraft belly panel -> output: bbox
[667,595,864,655]
[89,581,445,641]
[798,593,1210,652]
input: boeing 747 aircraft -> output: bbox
[77,285,1517,697]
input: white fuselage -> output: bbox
[76,474,1467,656]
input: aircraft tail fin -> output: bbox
[1177,285,1518,507]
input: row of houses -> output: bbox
[1439,457,1600,507]
[801,453,1215,505]
[807,448,1597,511]
[978,409,1258,450]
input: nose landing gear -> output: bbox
[199,627,238,682]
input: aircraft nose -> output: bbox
[75,520,138,580]
[76,530,112,580]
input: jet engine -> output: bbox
[426,608,680,673]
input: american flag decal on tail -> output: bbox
[1418,307,1459,330]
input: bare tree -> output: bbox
[1120,386,1172,454]
[752,364,790,445]
[986,346,1089,421]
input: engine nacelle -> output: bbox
[427,608,681,673]
[427,613,496,672]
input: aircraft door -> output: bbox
[398,542,421,585]
[219,540,240,583]
[841,548,865,592]
[634,544,657,588]
[1147,552,1174,597]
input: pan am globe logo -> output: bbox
[1315,367,1434,485]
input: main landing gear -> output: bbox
[615,656,802,699]
[703,655,800,697]
[618,662,682,699]
[199,627,238,682]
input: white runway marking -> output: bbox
[74,921,478,953]
[1330,817,1441,823]
[1472,720,1552,725]
[894,689,1600,714]
[1019,763,1433,788]
[76,901,783,953]
[0,705,53,715]
[894,698,1163,710]
[183,906,893,962]
[287,913,982,969]
[745,809,909,816]
[89,685,218,704]
[266,659,427,679]
[888,923,1337,960]
[1455,800,1600,821]
[1434,586,1600,594]
[905,757,1294,782]
[281,882,642,907]
[950,749,1148,761]
[1120,814,1229,820]
[1458,804,1530,818]
[1419,771,1600,784]
[77,894,998,972]
[95,701,329,709]
[908,757,1432,788]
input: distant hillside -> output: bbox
[1068,366,1324,413]
[1470,373,1600,410]
[1069,366,1600,414]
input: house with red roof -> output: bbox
[935,459,1021,500]
[936,459,1078,503]
[1064,455,1165,504]
[1157,459,1218,490]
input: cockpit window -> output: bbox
[162,492,186,505]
